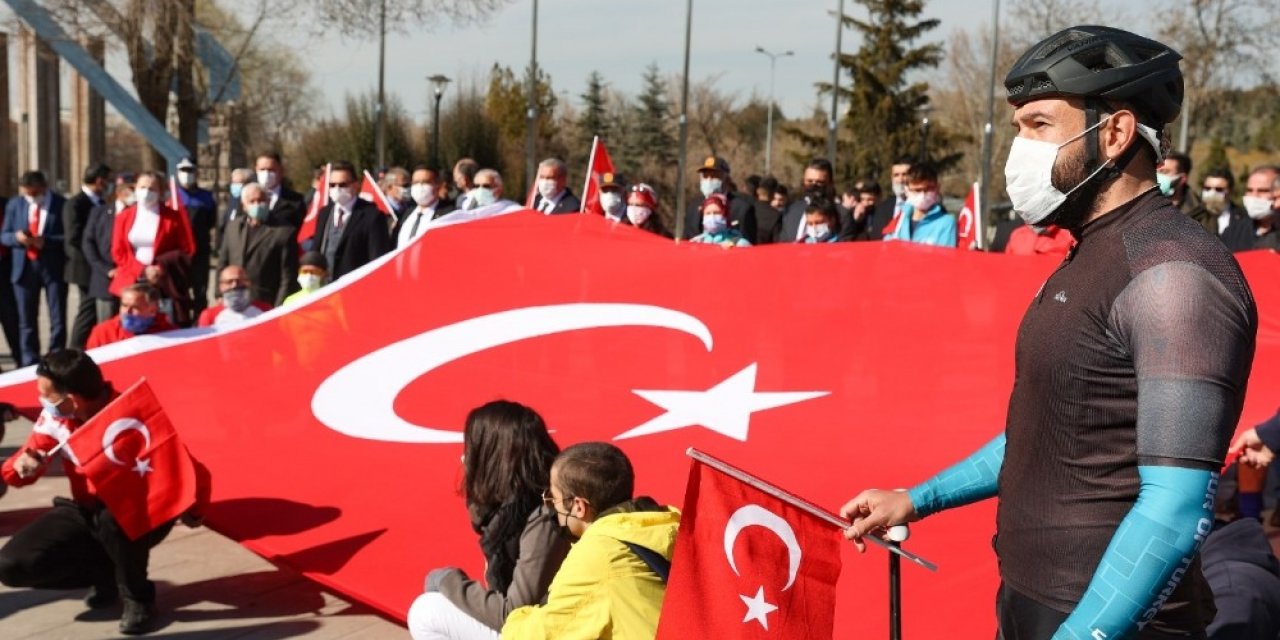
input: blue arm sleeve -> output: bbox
[1052,466,1217,640]
[907,433,1005,518]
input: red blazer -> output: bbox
[109,203,196,296]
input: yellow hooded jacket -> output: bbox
[502,501,680,639]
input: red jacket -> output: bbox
[1005,224,1075,257]
[109,203,196,297]
[1,398,212,519]
[85,314,177,349]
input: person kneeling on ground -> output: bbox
[0,350,211,635]
[501,442,680,639]
[407,401,570,640]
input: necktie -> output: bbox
[26,202,39,260]
[408,211,424,239]
[543,199,554,214]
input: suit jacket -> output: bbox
[751,201,781,245]
[532,189,582,214]
[392,203,456,247]
[218,217,299,306]
[266,187,308,229]
[215,201,241,255]
[109,204,196,296]
[683,191,757,241]
[313,199,393,280]
[63,190,101,287]
[1,193,69,283]
[866,197,900,241]
[82,202,117,300]
[774,199,857,243]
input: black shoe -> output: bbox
[119,599,157,635]
[84,584,119,609]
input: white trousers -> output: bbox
[407,591,502,640]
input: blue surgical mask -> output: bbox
[121,313,155,335]
[229,183,243,200]
[247,203,270,222]
[702,214,728,234]
[1156,172,1180,197]
[222,287,253,312]
[806,223,830,240]
[470,187,496,208]
[39,395,71,419]
[700,178,722,198]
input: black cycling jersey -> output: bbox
[996,189,1257,632]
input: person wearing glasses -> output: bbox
[408,401,568,640]
[502,442,680,639]
[1201,168,1254,252]
[308,160,393,281]
[196,265,270,327]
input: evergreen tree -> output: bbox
[578,71,610,147]
[485,63,559,192]
[791,0,963,184]
[632,63,676,166]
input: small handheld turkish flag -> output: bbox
[957,181,979,250]
[656,459,842,639]
[299,163,331,245]
[580,136,616,216]
[66,378,198,541]
[360,170,398,222]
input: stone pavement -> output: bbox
[0,417,408,639]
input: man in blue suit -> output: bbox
[1,171,68,366]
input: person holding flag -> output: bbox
[840,26,1255,639]
[0,350,210,635]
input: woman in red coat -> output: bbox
[110,171,196,324]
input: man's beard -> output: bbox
[1047,140,1107,231]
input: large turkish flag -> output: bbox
[0,212,1276,637]
[656,460,841,639]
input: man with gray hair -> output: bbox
[1244,165,1280,251]
[530,158,581,214]
[216,167,254,256]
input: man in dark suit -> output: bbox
[866,156,914,240]
[174,157,217,319]
[394,166,455,248]
[530,158,582,214]
[1,171,69,366]
[751,176,782,245]
[775,158,855,242]
[214,167,252,256]
[254,152,308,230]
[83,174,132,325]
[219,183,299,306]
[63,164,112,349]
[682,156,757,241]
[312,161,393,280]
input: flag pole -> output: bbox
[581,136,598,214]
[686,448,937,571]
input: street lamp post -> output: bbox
[827,0,844,167]
[755,46,793,175]
[428,74,451,170]
[525,0,539,196]
[375,0,387,169]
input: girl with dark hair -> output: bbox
[408,401,569,640]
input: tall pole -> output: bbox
[827,0,843,165]
[375,0,386,169]
[674,0,693,240]
[432,92,443,169]
[978,0,1000,249]
[525,0,539,196]
[756,48,793,175]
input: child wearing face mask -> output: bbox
[621,183,673,239]
[688,194,750,248]
[884,163,957,248]
[284,251,330,306]
[799,198,841,244]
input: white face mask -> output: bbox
[1243,195,1274,220]
[626,205,652,226]
[410,184,437,207]
[297,273,323,292]
[538,179,559,200]
[700,178,722,198]
[178,171,197,188]
[470,187,496,208]
[1201,189,1226,205]
[256,170,279,189]
[599,192,624,216]
[891,181,907,199]
[1004,115,1113,227]
[906,190,939,213]
[329,186,355,207]
[134,187,159,209]
[806,223,830,239]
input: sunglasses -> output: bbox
[1203,186,1228,193]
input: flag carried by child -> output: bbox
[580,136,617,216]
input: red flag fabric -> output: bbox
[65,378,198,540]
[957,182,978,250]
[359,170,396,219]
[580,137,617,216]
[299,164,331,245]
[881,201,903,236]
[0,213,1277,636]
[656,460,841,639]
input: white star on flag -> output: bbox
[614,363,828,441]
[740,586,778,629]
[132,458,153,477]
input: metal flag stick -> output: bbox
[685,448,938,572]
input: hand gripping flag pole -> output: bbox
[686,448,937,572]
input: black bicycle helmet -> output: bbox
[1005,26,1183,126]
